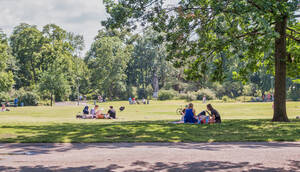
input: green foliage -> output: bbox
[222,96,231,102]
[195,88,216,100]
[158,90,176,100]
[19,91,39,106]
[0,92,10,102]
[0,30,14,92]
[287,85,300,101]
[86,32,133,99]
[236,96,255,102]
[39,63,71,106]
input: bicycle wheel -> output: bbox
[176,108,183,115]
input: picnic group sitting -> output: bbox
[1,104,10,112]
[77,105,116,119]
[181,103,221,124]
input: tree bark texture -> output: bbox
[273,16,289,122]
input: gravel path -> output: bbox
[0,142,299,172]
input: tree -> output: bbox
[103,0,300,121]
[10,23,44,88]
[0,29,14,92]
[85,34,133,99]
[126,29,170,98]
[39,62,71,106]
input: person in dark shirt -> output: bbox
[206,104,221,123]
[107,106,116,119]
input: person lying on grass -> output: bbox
[206,104,221,123]
[184,103,198,123]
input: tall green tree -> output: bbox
[103,0,300,121]
[10,23,44,88]
[39,61,71,106]
[85,34,133,99]
[0,29,14,92]
[127,29,170,98]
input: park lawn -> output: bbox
[0,100,299,143]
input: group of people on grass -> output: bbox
[128,97,149,105]
[78,105,116,119]
[181,103,221,124]
[1,104,10,112]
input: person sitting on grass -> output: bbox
[107,106,116,119]
[197,111,207,124]
[1,104,10,112]
[184,103,197,123]
[96,107,106,119]
[90,105,100,118]
[83,106,89,115]
[206,104,221,123]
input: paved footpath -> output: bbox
[0,142,299,172]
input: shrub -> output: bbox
[196,88,216,100]
[0,92,9,102]
[178,93,187,100]
[186,92,197,101]
[158,90,176,100]
[222,96,230,102]
[236,96,255,102]
[222,96,235,102]
[288,88,300,101]
[19,91,39,106]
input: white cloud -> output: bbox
[0,0,108,54]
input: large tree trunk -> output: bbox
[272,16,289,122]
[50,93,53,107]
[152,72,159,98]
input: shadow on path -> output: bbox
[0,160,299,172]
[0,141,300,156]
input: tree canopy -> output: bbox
[102,0,300,121]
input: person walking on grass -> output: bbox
[206,104,221,123]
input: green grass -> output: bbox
[0,100,299,143]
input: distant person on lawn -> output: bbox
[206,104,221,123]
[184,103,197,123]
[107,106,116,119]
[14,98,18,107]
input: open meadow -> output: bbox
[0,100,299,143]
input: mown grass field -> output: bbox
[0,100,299,143]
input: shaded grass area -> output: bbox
[1,119,299,143]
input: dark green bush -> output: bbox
[19,91,39,106]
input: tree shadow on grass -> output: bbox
[0,119,299,155]
[0,160,299,172]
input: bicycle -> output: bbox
[176,105,184,115]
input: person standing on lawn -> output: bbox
[14,98,18,107]
[206,104,221,123]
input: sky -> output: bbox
[0,0,108,54]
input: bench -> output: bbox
[1,102,14,107]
